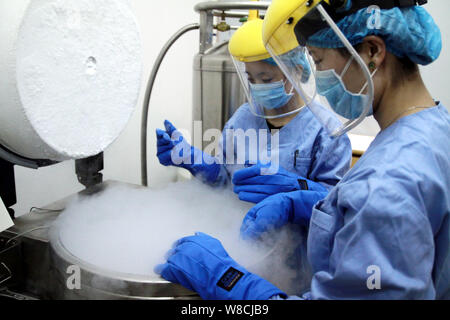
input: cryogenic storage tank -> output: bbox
[193,42,246,144]
[49,230,198,300]
[0,0,143,161]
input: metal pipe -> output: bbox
[210,10,265,18]
[5,226,50,247]
[199,10,214,54]
[194,1,270,13]
[141,23,200,186]
[0,263,12,286]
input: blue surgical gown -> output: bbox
[212,100,352,295]
[213,100,352,188]
[301,104,449,299]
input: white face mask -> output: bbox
[249,80,294,110]
[316,56,378,120]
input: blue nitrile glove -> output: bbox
[154,232,286,300]
[156,120,220,183]
[240,190,328,240]
[232,162,328,204]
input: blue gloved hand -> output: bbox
[232,162,328,204]
[154,232,286,300]
[156,120,220,183]
[240,190,328,240]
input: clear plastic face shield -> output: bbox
[231,55,311,120]
[265,2,375,136]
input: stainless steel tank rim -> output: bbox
[50,228,198,298]
[204,40,229,55]
[50,271,193,300]
[51,227,281,291]
[51,230,168,284]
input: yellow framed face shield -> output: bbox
[262,0,375,137]
[229,16,311,120]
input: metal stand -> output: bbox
[0,144,56,219]
[0,158,16,219]
[0,144,104,218]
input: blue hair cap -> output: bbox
[307,6,442,65]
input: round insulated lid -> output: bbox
[0,0,143,161]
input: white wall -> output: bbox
[420,0,450,109]
[10,0,450,216]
